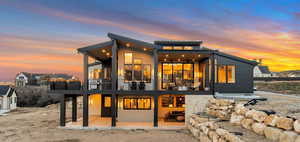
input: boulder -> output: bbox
[264,126,283,141]
[245,109,256,118]
[241,118,254,130]
[208,131,219,142]
[276,117,294,130]
[295,135,300,142]
[199,133,212,142]
[279,131,298,142]
[210,99,234,106]
[252,111,268,122]
[252,123,266,135]
[216,128,229,136]
[264,114,279,127]
[294,119,300,134]
[230,113,244,125]
[190,126,200,137]
[235,103,248,116]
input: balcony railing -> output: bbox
[88,79,112,90]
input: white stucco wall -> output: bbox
[185,95,213,125]
[117,96,154,122]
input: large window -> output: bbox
[124,65,133,82]
[161,63,194,89]
[227,65,235,83]
[161,95,185,108]
[217,65,236,83]
[124,53,151,82]
[143,65,151,83]
[123,97,151,110]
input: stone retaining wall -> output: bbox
[189,98,300,142]
[231,102,300,142]
[188,114,244,142]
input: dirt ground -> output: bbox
[0,105,197,142]
[1,92,300,142]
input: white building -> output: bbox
[0,86,17,111]
[254,65,272,77]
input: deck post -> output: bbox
[83,53,89,127]
[154,95,158,127]
[83,94,89,127]
[211,52,216,96]
[153,48,158,91]
[153,48,159,127]
[60,94,66,127]
[72,96,77,122]
[111,39,118,127]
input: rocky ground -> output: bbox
[0,104,197,142]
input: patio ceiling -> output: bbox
[158,52,210,62]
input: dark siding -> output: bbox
[215,55,254,93]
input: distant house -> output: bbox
[254,66,272,77]
[0,86,17,111]
[15,72,76,87]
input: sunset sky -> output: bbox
[0,0,300,81]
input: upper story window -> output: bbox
[124,53,133,64]
[216,65,236,83]
[124,53,151,83]
[162,46,194,50]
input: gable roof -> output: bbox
[258,66,271,74]
[0,85,10,96]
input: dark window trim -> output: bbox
[161,62,194,89]
[123,97,152,110]
[216,64,236,84]
[124,52,152,83]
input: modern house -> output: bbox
[15,72,76,87]
[253,65,272,77]
[0,86,17,112]
[52,33,257,128]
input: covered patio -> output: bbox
[66,115,185,129]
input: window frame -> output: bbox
[216,64,236,84]
[123,97,152,110]
[123,52,152,83]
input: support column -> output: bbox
[83,94,89,127]
[60,95,66,127]
[154,95,158,127]
[83,53,89,127]
[83,54,88,90]
[72,96,77,122]
[111,39,118,127]
[211,52,216,96]
[153,48,158,91]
